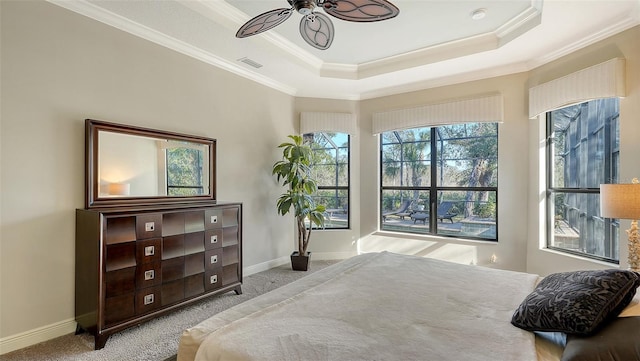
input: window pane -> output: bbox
[436,191,496,240]
[437,123,498,187]
[381,129,431,187]
[307,131,350,230]
[549,192,617,260]
[381,190,430,234]
[550,100,619,189]
[314,189,348,229]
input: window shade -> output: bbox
[300,112,357,135]
[371,93,503,135]
[528,58,626,119]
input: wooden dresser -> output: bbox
[75,202,242,349]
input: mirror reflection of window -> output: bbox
[162,141,208,196]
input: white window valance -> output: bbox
[528,58,626,119]
[300,112,357,135]
[371,93,503,135]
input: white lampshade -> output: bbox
[108,182,130,196]
[600,183,640,220]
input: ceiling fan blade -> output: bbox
[299,12,334,50]
[320,0,399,22]
[236,8,293,38]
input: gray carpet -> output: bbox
[1,260,339,361]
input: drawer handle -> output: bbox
[144,294,154,305]
[210,235,218,244]
[144,245,155,256]
[210,255,218,264]
[210,275,218,284]
[144,270,155,281]
[210,215,218,224]
[145,222,155,232]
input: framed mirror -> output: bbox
[85,119,216,208]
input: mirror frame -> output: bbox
[85,119,216,209]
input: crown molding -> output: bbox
[47,0,298,96]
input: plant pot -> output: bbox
[290,251,311,271]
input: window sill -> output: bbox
[373,230,498,246]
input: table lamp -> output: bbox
[600,178,640,272]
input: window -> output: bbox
[166,144,205,196]
[546,98,620,262]
[380,123,498,241]
[306,132,350,229]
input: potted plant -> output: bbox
[272,134,326,271]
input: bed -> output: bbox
[178,251,640,361]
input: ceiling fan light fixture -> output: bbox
[237,0,399,49]
[292,0,315,15]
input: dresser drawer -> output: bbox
[204,269,222,291]
[162,235,184,260]
[204,229,223,250]
[105,267,136,298]
[136,286,162,315]
[135,213,162,239]
[162,257,184,282]
[136,238,161,265]
[104,216,136,245]
[135,261,161,289]
[184,232,205,255]
[162,279,184,306]
[223,244,239,266]
[105,242,136,272]
[184,273,205,298]
[222,264,239,286]
[205,249,223,270]
[205,209,222,229]
[222,226,239,247]
[185,252,205,277]
[105,293,134,326]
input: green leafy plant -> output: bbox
[272,135,325,256]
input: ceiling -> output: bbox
[50,0,640,100]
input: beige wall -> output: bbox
[0,1,298,349]
[2,0,639,354]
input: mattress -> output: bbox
[178,252,547,361]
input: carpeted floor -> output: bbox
[1,260,339,361]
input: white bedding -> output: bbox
[178,252,543,361]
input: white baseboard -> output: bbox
[0,318,77,355]
[243,255,290,276]
[2,253,353,355]
[243,251,352,276]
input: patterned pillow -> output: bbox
[511,269,640,335]
[561,316,640,361]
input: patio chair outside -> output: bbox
[382,199,412,222]
[437,201,457,223]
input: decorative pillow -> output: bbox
[561,316,640,361]
[511,269,640,335]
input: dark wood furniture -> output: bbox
[76,202,242,349]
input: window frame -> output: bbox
[379,124,499,242]
[307,132,351,230]
[544,99,620,263]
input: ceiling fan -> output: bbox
[236,0,399,50]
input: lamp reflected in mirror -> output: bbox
[600,178,640,272]
[108,182,130,196]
